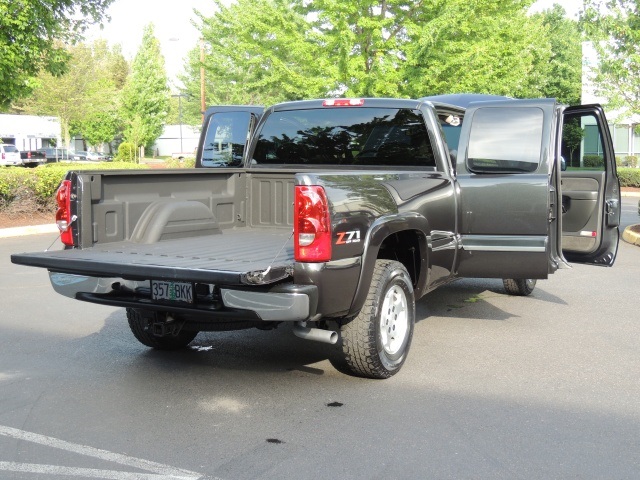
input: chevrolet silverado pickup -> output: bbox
[11,94,621,378]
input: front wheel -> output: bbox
[340,260,415,379]
[126,308,198,350]
[502,278,537,296]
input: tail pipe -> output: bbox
[293,322,338,345]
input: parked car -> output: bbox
[37,148,72,162]
[73,151,105,162]
[0,144,22,166]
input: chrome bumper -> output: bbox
[49,273,314,322]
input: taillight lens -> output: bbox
[55,180,74,246]
[294,185,331,262]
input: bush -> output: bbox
[618,167,640,188]
[164,157,196,168]
[0,163,149,215]
[115,142,137,162]
[583,155,604,168]
[624,155,638,168]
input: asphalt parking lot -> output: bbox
[0,197,638,479]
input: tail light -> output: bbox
[27,151,31,159]
[322,98,365,107]
[1,153,4,160]
[294,185,332,262]
[55,180,74,246]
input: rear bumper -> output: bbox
[49,272,316,322]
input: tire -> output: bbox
[502,278,537,296]
[340,260,415,379]
[126,308,197,350]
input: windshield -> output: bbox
[252,107,435,168]
[3,145,18,153]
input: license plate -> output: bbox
[151,281,194,303]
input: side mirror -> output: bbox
[560,156,567,171]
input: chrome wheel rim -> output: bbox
[526,279,536,289]
[380,284,409,355]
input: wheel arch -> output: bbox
[347,213,430,317]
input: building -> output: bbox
[0,114,61,150]
[152,124,201,157]
[582,41,640,161]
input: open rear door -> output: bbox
[196,106,264,168]
[559,105,620,266]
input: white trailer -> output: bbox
[0,114,61,151]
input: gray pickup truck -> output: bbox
[11,94,621,379]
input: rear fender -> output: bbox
[348,213,430,317]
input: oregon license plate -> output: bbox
[151,281,194,303]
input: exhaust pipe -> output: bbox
[293,322,338,345]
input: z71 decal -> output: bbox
[336,230,361,245]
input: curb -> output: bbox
[0,224,58,239]
[622,225,640,246]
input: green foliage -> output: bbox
[0,163,148,210]
[618,167,640,188]
[582,1,640,118]
[115,142,137,162]
[14,40,126,148]
[0,0,114,108]
[563,120,585,166]
[583,155,604,168]
[403,1,551,99]
[624,156,638,168]
[164,157,196,168]
[533,5,582,105]
[120,24,169,150]
[183,0,580,106]
[182,0,331,110]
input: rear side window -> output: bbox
[201,111,252,167]
[467,107,543,173]
[252,108,435,167]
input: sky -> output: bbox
[86,0,584,90]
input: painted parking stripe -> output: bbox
[0,462,186,479]
[0,425,203,480]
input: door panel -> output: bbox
[196,106,264,168]
[455,99,557,279]
[559,106,620,266]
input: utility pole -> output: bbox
[200,38,206,122]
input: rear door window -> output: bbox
[201,111,253,167]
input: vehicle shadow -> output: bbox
[416,278,568,323]
[74,277,569,381]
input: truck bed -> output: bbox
[12,228,294,285]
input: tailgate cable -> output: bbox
[45,215,77,252]
[245,230,294,284]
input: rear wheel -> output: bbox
[340,260,415,379]
[502,278,537,296]
[126,308,197,350]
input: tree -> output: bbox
[15,40,126,149]
[121,23,169,152]
[533,5,582,105]
[309,0,419,97]
[183,0,331,109]
[581,0,640,118]
[184,0,580,107]
[0,0,114,109]
[402,1,551,99]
